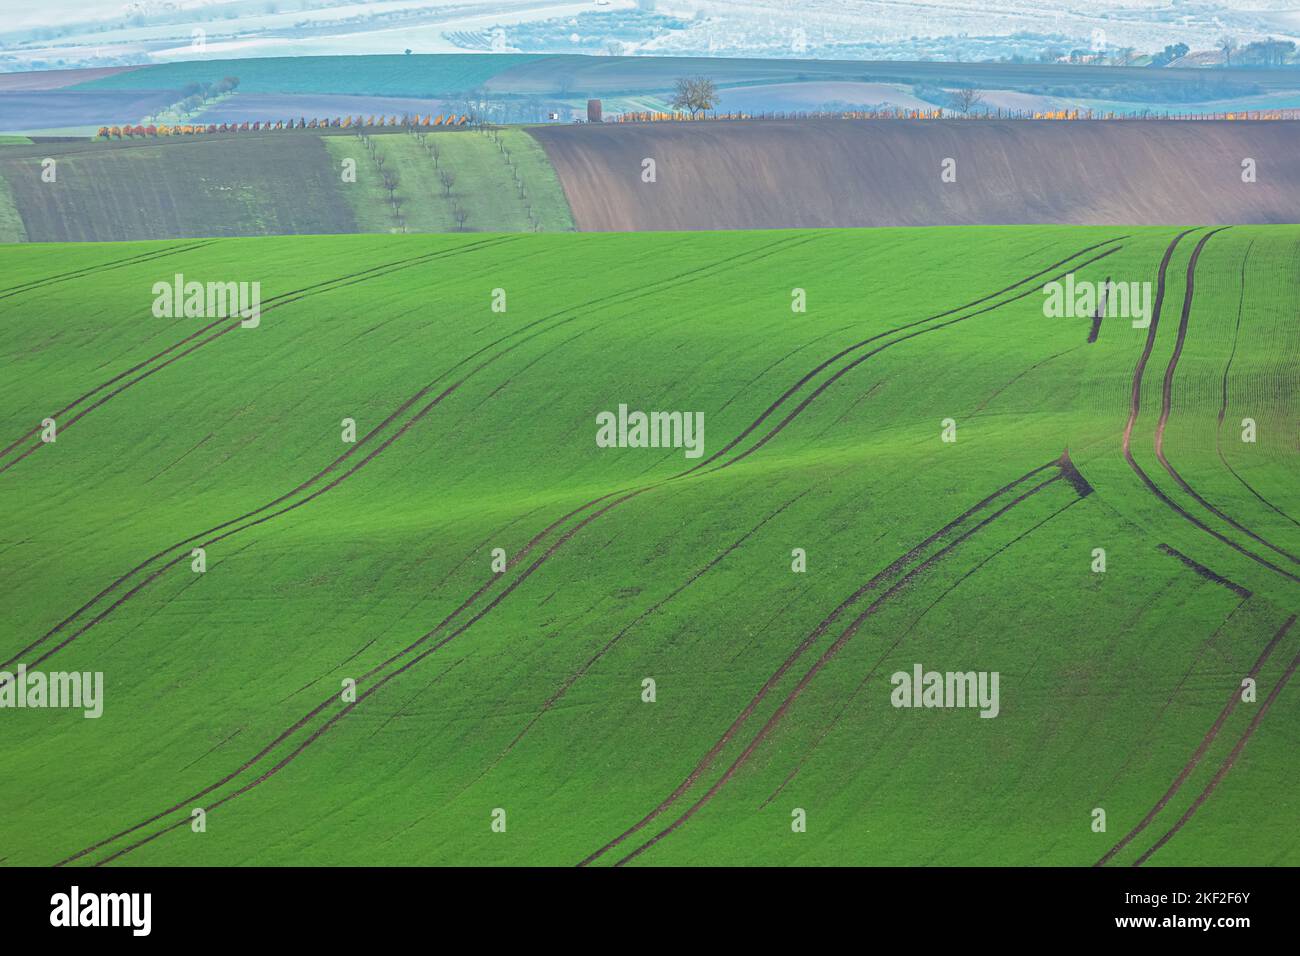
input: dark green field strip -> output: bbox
[0,135,355,242]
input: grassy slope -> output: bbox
[0,130,572,241]
[0,170,25,242]
[0,226,1295,867]
[325,128,574,234]
[0,135,356,242]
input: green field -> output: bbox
[0,129,573,241]
[72,54,545,98]
[0,225,1296,866]
[325,128,573,234]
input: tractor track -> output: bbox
[1122,229,1300,586]
[683,236,1126,475]
[603,468,1077,867]
[1094,613,1294,866]
[0,239,219,301]
[1153,228,1299,565]
[579,456,1071,866]
[59,239,1121,866]
[0,237,521,475]
[1131,615,1299,866]
[11,234,812,677]
[759,489,1085,810]
[700,246,1121,475]
[1215,240,1300,530]
[489,488,811,770]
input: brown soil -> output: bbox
[529,120,1300,231]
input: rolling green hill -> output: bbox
[0,225,1295,866]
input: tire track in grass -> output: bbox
[445,242,1126,775]
[683,236,1127,476]
[760,489,1086,810]
[1087,275,1110,344]
[0,237,521,474]
[604,467,1079,867]
[52,234,833,864]
[703,246,1121,475]
[488,488,811,771]
[579,457,1069,867]
[0,239,218,300]
[1122,229,1300,586]
[1130,615,1299,866]
[12,234,811,676]
[1153,228,1298,565]
[1095,614,1294,867]
[1,241,500,460]
[1156,544,1252,599]
[1215,240,1299,529]
[62,239,1118,865]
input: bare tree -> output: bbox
[671,76,718,117]
[949,88,984,115]
[381,168,400,202]
[454,207,469,231]
[1219,35,1238,67]
[439,169,456,197]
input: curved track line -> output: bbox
[1131,617,1299,866]
[760,490,1085,810]
[1122,229,1300,586]
[491,489,810,768]
[684,236,1126,475]
[0,238,520,474]
[1094,614,1294,866]
[1215,240,1300,530]
[1153,228,1297,565]
[12,235,809,676]
[578,458,1064,867]
[0,240,219,300]
[707,246,1121,474]
[605,468,1073,866]
[63,239,1122,865]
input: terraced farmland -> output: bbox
[0,225,1296,866]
